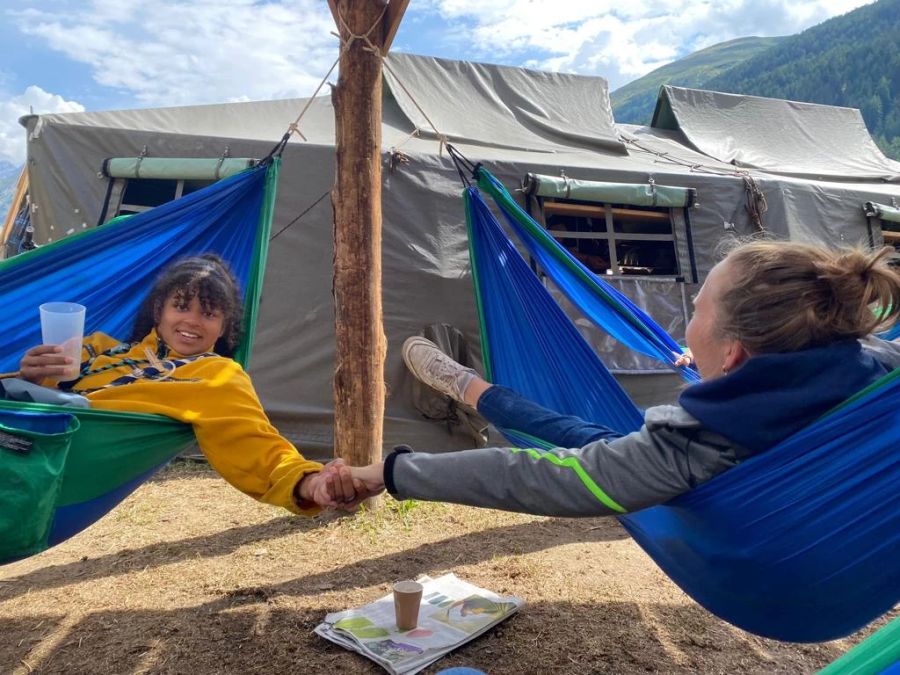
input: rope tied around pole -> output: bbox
[334,2,389,56]
[267,4,450,165]
[264,3,388,161]
[337,5,453,156]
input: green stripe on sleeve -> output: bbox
[510,447,627,513]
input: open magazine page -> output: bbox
[314,573,523,675]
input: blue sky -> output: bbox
[0,0,875,165]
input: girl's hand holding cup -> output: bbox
[21,302,86,383]
[19,344,78,383]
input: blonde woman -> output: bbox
[345,242,900,515]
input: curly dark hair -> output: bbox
[130,253,244,357]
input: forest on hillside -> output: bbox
[611,0,900,160]
[703,0,900,159]
[610,37,783,128]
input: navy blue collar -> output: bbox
[679,341,890,455]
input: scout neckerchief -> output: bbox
[59,337,217,394]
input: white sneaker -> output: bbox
[402,336,476,404]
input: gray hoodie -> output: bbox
[387,338,900,517]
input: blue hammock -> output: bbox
[882,323,900,341]
[0,162,275,372]
[0,161,278,563]
[466,168,900,642]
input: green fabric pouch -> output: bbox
[0,412,80,560]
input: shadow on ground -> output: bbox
[3,599,853,675]
[0,516,627,604]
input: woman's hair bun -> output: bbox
[718,241,900,353]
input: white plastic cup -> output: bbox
[39,302,86,380]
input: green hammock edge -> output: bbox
[825,366,900,417]
[0,201,145,276]
[463,187,494,383]
[474,169,666,351]
[818,615,900,675]
[1,162,273,274]
[0,160,281,504]
[0,399,195,504]
[234,158,280,368]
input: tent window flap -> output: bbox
[523,173,697,280]
[98,157,259,224]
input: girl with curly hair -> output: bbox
[18,254,356,513]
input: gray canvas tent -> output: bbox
[15,54,900,457]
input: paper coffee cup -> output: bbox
[393,580,423,631]
[39,302,86,381]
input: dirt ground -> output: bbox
[1,463,894,675]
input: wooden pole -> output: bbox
[329,0,407,475]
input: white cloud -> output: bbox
[1,0,879,131]
[11,0,340,108]
[422,0,877,89]
[0,86,84,164]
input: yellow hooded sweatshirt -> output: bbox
[60,330,323,514]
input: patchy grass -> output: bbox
[347,498,427,541]
[0,462,894,674]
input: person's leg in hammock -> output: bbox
[403,337,621,448]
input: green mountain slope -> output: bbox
[610,36,785,125]
[704,0,900,158]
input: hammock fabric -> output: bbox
[0,160,279,564]
[466,168,900,643]
[817,615,900,675]
[882,322,900,341]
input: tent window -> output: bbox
[863,201,900,262]
[98,156,257,224]
[875,216,900,258]
[880,229,900,269]
[111,178,214,218]
[537,199,680,276]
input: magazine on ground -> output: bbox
[314,573,523,675]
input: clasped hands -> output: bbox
[297,459,387,511]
